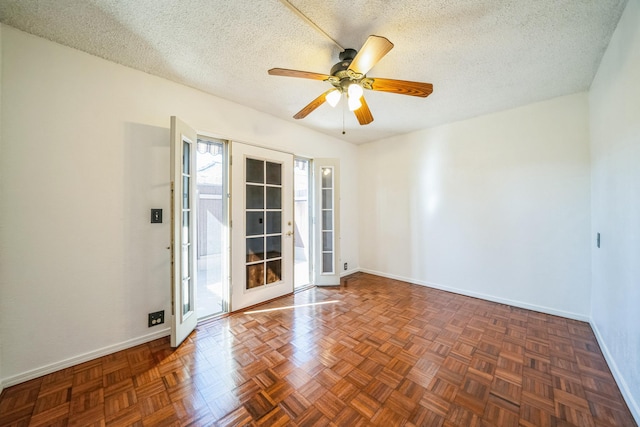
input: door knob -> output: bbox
[286,231,293,236]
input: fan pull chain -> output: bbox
[278,0,345,51]
[342,99,346,135]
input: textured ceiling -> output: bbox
[0,0,628,144]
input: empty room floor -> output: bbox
[0,273,636,426]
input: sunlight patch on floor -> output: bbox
[244,300,340,314]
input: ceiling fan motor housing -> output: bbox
[330,48,368,93]
[339,48,357,61]
[331,48,357,76]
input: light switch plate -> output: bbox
[151,209,162,223]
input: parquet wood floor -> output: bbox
[0,273,636,426]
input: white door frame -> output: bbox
[170,116,198,347]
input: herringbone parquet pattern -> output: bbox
[0,273,636,426]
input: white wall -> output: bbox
[359,93,592,319]
[589,0,640,421]
[0,24,4,396]
[0,25,359,386]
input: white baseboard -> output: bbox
[1,328,170,389]
[340,268,360,278]
[590,320,640,425]
[359,268,590,322]
[311,268,360,286]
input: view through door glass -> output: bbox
[196,138,227,318]
[245,158,284,289]
[294,158,311,288]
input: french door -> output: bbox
[314,159,341,286]
[170,117,198,347]
[230,142,294,311]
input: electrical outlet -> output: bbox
[148,310,164,327]
[344,262,348,271]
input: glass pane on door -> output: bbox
[182,140,193,316]
[266,236,281,259]
[246,212,264,236]
[246,237,264,262]
[266,187,281,209]
[246,185,264,209]
[247,264,264,289]
[266,162,282,185]
[245,157,283,290]
[266,212,282,234]
[246,159,264,183]
[266,260,282,284]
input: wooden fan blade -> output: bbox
[268,68,331,81]
[348,35,394,76]
[353,96,374,125]
[293,89,333,119]
[369,77,433,98]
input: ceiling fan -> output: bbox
[268,35,433,126]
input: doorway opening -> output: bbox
[294,158,312,289]
[195,137,228,318]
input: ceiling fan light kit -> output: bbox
[268,35,433,126]
[326,89,341,107]
[348,94,362,112]
[348,83,364,100]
